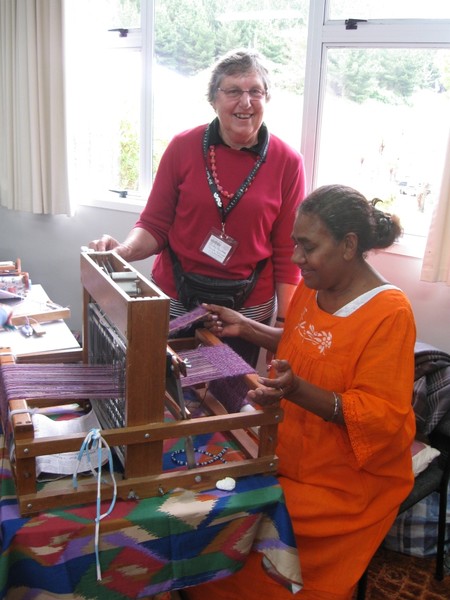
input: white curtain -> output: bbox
[0,0,70,215]
[421,131,450,285]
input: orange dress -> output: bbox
[186,282,416,600]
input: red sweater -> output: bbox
[135,123,306,306]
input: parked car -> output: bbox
[398,180,416,196]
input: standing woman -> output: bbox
[187,185,416,599]
[89,49,306,367]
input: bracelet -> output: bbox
[276,316,285,323]
[326,392,341,423]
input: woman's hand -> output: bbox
[88,234,120,252]
[202,303,245,338]
[248,358,298,406]
[203,304,282,354]
[88,229,158,262]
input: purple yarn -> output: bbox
[168,306,209,336]
[180,344,255,388]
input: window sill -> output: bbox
[77,197,427,258]
[78,194,146,214]
[384,234,426,259]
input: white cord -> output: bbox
[73,428,117,580]
[9,407,41,419]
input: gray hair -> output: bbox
[207,49,271,103]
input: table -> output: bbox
[0,282,302,598]
[0,284,81,361]
[0,434,302,599]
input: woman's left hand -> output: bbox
[248,359,297,406]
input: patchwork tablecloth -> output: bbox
[0,434,302,599]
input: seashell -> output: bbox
[216,476,236,491]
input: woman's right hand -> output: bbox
[88,234,120,252]
[202,303,245,338]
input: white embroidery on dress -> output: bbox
[296,308,332,354]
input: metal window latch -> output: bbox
[345,19,368,30]
[108,28,129,37]
[109,189,128,198]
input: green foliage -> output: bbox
[155,0,216,74]
[437,50,450,92]
[154,0,305,78]
[328,50,377,103]
[327,48,444,104]
[113,0,141,28]
[152,136,171,179]
[119,120,140,190]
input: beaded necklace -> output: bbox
[209,145,259,200]
[171,446,228,467]
[202,121,269,226]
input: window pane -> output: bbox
[152,0,309,174]
[67,49,141,198]
[329,0,450,20]
[316,47,450,237]
[65,0,141,201]
[105,0,141,28]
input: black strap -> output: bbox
[202,120,269,225]
[169,245,266,283]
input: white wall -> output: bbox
[1,205,449,353]
[0,205,153,336]
[367,249,450,353]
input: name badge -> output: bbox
[200,228,238,265]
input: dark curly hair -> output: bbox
[297,184,402,255]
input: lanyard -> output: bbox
[202,122,269,225]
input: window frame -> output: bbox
[302,7,450,194]
[301,3,450,256]
[79,0,450,259]
[76,7,153,211]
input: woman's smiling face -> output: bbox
[211,71,267,149]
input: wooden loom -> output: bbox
[0,251,282,516]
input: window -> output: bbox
[65,0,450,249]
[64,0,143,205]
[65,0,309,208]
[302,1,450,246]
[318,47,449,240]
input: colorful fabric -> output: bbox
[135,120,305,307]
[412,341,450,435]
[186,282,417,600]
[384,489,450,557]
[384,341,450,558]
[0,433,301,599]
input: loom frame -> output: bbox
[1,251,282,516]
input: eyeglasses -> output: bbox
[217,87,267,100]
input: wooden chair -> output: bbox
[356,407,450,599]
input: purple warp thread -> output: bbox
[179,344,255,388]
[0,363,123,441]
[0,364,123,401]
[168,306,210,336]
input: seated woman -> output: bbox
[185,184,416,600]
